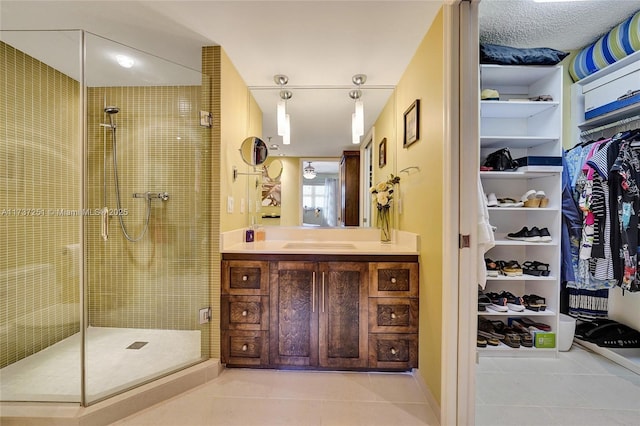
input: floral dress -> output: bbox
[610,141,640,292]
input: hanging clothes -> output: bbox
[477,179,495,289]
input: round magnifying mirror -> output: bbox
[239,137,268,166]
[266,159,284,180]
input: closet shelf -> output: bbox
[479,308,557,317]
[485,275,557,282]
[488,207,559,213]
[493,238,558,247]
[577,103,640,129]
[478,345,557,357]
[481,101,559,118]
[480,171,560,179]
[480,136,559,149]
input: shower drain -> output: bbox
[126,341,148,350]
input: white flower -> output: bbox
[376,192,389,206]
[375,182,387,192]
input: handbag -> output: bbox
[483,147,519,171]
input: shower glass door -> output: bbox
[84,33,211,404]
[0,30,83,403]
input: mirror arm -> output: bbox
[232,166,263,182]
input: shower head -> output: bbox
[104,106,119,114]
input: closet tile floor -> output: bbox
[476,344,640,426]
[112,344,640,426]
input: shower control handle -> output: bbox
[133,191,170,201]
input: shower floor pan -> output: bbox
[0,327,201,402]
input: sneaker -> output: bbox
[533,227,552,243]
[500,291,526,312]
[506,226,541,242]
[485,292,508,312]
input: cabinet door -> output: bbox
[319,262,369,368]
[270,261,319,367]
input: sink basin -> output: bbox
[283,242,356,250]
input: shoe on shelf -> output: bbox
[523,294,547,311]
[485,258,501,277]
[513,317,551,331]
[532,227,552,242]
[509,324,534,347]
[501,260,523,276]
[486,193,498,207]
[485,292,508,312]
[500,291,526,312]
[478,289,492,311]
[522,261,550,276]
[501,332,521,348]
[477,334,487,348]
[506,226,540,242]
[478,317,506,339]
[498,197,523,207]
[521,190,540,208]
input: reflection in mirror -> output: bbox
[301,160,340,227]
[239,136,268,166]
[266,159,283,180]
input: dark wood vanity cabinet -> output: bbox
[221,255,418,371]
[221,260,270,367]
[269,261,369,369]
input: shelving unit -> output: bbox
[479,64,563,357]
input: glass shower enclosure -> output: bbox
[0,30,211,405]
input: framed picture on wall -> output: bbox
[403,99,420,148]
[378,138,387,168]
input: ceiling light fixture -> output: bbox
[350,74,366,144]
[303,162,316,179]
[116,54,134,68]
[274,75,292,144]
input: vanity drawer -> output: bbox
[222,330,269,367]
[369,262,419,297]
[368,333,417,370]
[368,298,418,333]
[221,295,269,331]
[222,260,269,295]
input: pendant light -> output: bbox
[349,74,366,144]
[275,75,292,143]
[303,162,316,179]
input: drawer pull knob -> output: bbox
[242,310,248,317]
[242,275,248,281]
[242,344,248,351]
[391,277,397,283]
[391,312,397,319]
[390,347,397,355]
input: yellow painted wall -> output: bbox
[371,92,398,187]
[220,49,263,232]
[278,157,302,226]
[374,9,445,403]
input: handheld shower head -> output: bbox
[104,106,119,114]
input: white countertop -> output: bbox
[221,227,420,255]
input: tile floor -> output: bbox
[111,368,439,426]
[476,343,640,426]
[112,343,640,426]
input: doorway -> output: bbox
[300,159,340,227]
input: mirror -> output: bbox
[265,159,283,180]
[239,136,268,166]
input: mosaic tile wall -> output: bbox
[86,86,211,345]
[0,40,82,368]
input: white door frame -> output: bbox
[441,1,479,425]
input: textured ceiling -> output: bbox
[479,0,640,51]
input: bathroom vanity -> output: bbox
[220,227,420,371]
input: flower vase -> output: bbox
[378,207,392,243]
